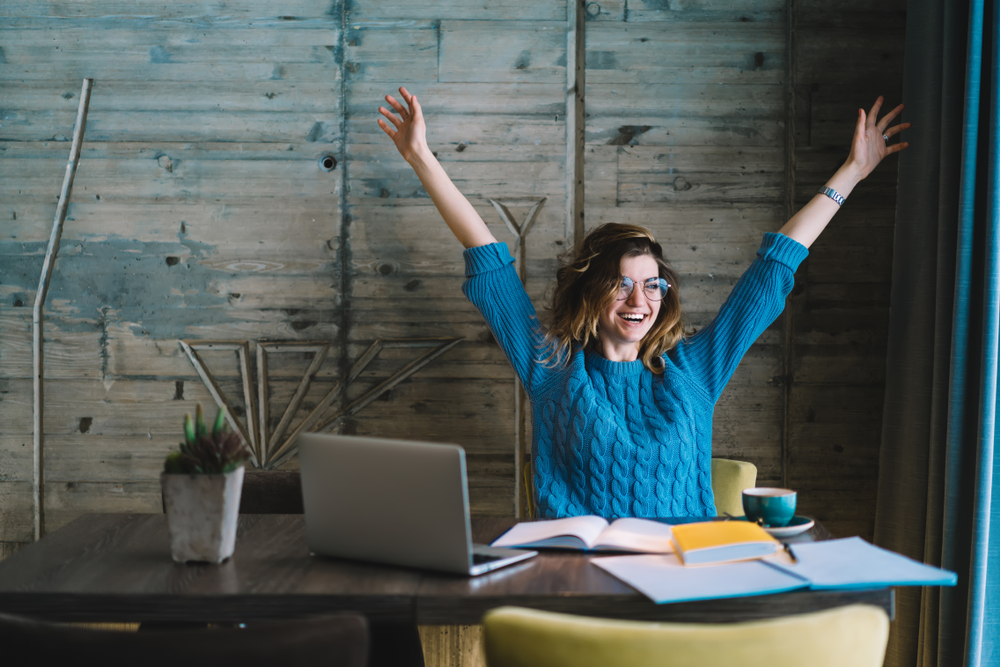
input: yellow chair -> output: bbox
[711,457,757,517]
[482,604,889,667]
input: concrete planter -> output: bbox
[161,467,244,563]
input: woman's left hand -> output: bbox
[846,96,910,180]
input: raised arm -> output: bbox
[378,87,498,249]
[778,96,910,248]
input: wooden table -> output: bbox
[0,514,893,624]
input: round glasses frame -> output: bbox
[616,276,671,301]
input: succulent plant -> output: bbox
[164,404,250,474]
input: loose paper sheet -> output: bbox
[768,537,958,589]
[593,553,809,604]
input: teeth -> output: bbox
[619,313,644,322]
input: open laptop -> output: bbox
[298,433,537,576]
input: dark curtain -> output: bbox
[874,0,1000,665]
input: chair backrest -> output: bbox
[0,612,367,666]
[159,470,305,514]
[240,470,304,513]
[711,458,757,517]
[482,604,889,667]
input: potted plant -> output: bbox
[161,404,250,563]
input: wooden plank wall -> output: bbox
[0,1,347,546]
[341,0,568,516]
[0,0,903,567]
[584,0,904,540]
[788,0,905,539]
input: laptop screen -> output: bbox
[298,433,474,574]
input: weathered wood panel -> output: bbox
[343,8,569,520]
[583,1,905,547]
[624,0,784,23]
[587,22,785,85]
[785,5,905,541]
[0,542,28,563]
[439,21,566,84]
[344,23,438,83]
[0,0,904,563]
[586,83,785,146]
[0,1,347,538]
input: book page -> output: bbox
[491,516,610,549]
[593,518,675,553]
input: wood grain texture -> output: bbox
[439,21,566,84]
[419,624,485,667]
[587,22,785,85]
[0,542,28,562]
[0,0,903,555]
[0,514,892,626]
[0,0,352,542]
[783,5,903,540]
[582,1,903,547]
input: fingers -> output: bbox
[378,106,403,129]
[867,96,884,127]
[385,95,407,118]
[885,141,910,155]
[883,121,912,140]
[398,87,422,122]
[376,117,397,140]
[876,103,905,132]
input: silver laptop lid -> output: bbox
[299,433,473,574]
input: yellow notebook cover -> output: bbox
[670,521,780,565]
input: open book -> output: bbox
[491,516,674,554]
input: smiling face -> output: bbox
[597,253,662,361]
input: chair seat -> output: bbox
[483,604,889,667]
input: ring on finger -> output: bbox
[883,133,889,142]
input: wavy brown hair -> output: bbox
[544,224,683,373]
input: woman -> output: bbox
[378,87,908,519]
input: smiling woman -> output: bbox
[545,224,680,370]
[377,86,909,520]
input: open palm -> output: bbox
[848,96,910,180]
[378,86,427,163]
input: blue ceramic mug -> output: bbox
[742,487,797,528]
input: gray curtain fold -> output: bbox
[875,0,983,666]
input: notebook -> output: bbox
[298,433,537,576]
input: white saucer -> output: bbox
[762,516,814,538]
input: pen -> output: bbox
[783,542,799,564]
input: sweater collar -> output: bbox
[585,348,646,376]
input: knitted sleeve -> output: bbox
[676,232,808,402]
[462,242,553,399]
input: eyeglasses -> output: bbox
[616,276,671,301]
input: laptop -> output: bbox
[298,433,537,576]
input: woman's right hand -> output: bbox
[378,86,428,164]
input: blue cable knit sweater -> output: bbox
[462,232,808,519]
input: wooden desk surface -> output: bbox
[0,514,892,625]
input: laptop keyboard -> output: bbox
[472,552,504,565]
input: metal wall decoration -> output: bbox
[180,337,463,470]
[488,197,546,518]
[32,78,94,541]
